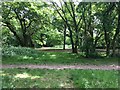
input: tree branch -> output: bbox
[26,20,33,29]
[104,3,115,15]
[14,9,24,31]
[64,2,73,18]
[52,2,66,23]
[4,21,22,43]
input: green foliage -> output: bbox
[87,52,104,58]
[2,29,19,47]
[2,46,41,57]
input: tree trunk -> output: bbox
[74,28,79,53]
[103,17,110,57]
[69,28,75,53]
[23,33,27,47]
[106,42,110,57]
[111,3,120,56]
[105,34,110,57]
[111,31,119,57]
[63,24,66,50]
[29,36,34,47]
[88,3,95,53]
[73,19,79,53]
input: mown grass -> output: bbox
[1,68,118,88]
[2,47,118,65]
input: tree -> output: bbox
[51,1,82,53]
[2,2,40,47]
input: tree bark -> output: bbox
[111,3,120,57]
[63,24,66,50]
[103,20,110,57]
[82,4,89,57]
[88,3,95,53]
[70,2,78,53]
[68,26,75,53]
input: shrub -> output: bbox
[2,46,41,57]
[87,52,104,58]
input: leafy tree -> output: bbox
[2,2,41,47]
[52,1,83,53]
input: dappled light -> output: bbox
[49,54,57,59]
[50,55,56,57]
[15,73,30,79]
[1,73,7,76]
[14,72,41,79]
[42,55,45,57]
[23,56,33,60]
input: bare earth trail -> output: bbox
[1,64,120,70]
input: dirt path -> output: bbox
[1,64,120,70]
[36,48,72,52]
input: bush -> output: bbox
[87,52,104,58]
[2,46,41,57]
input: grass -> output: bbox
[2,47,119,88]
[2,47,118,65]
[1,68,118,88]
[2,52,119,65]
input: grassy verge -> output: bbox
[1,68,118,88]
[2,46,118,65]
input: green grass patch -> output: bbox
[2,47,118,65]
[1,68,118,88]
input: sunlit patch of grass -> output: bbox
[22,56,34,60]
[14,72,41,79]
[1,68,118,88]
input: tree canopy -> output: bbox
[1,1,120,57]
